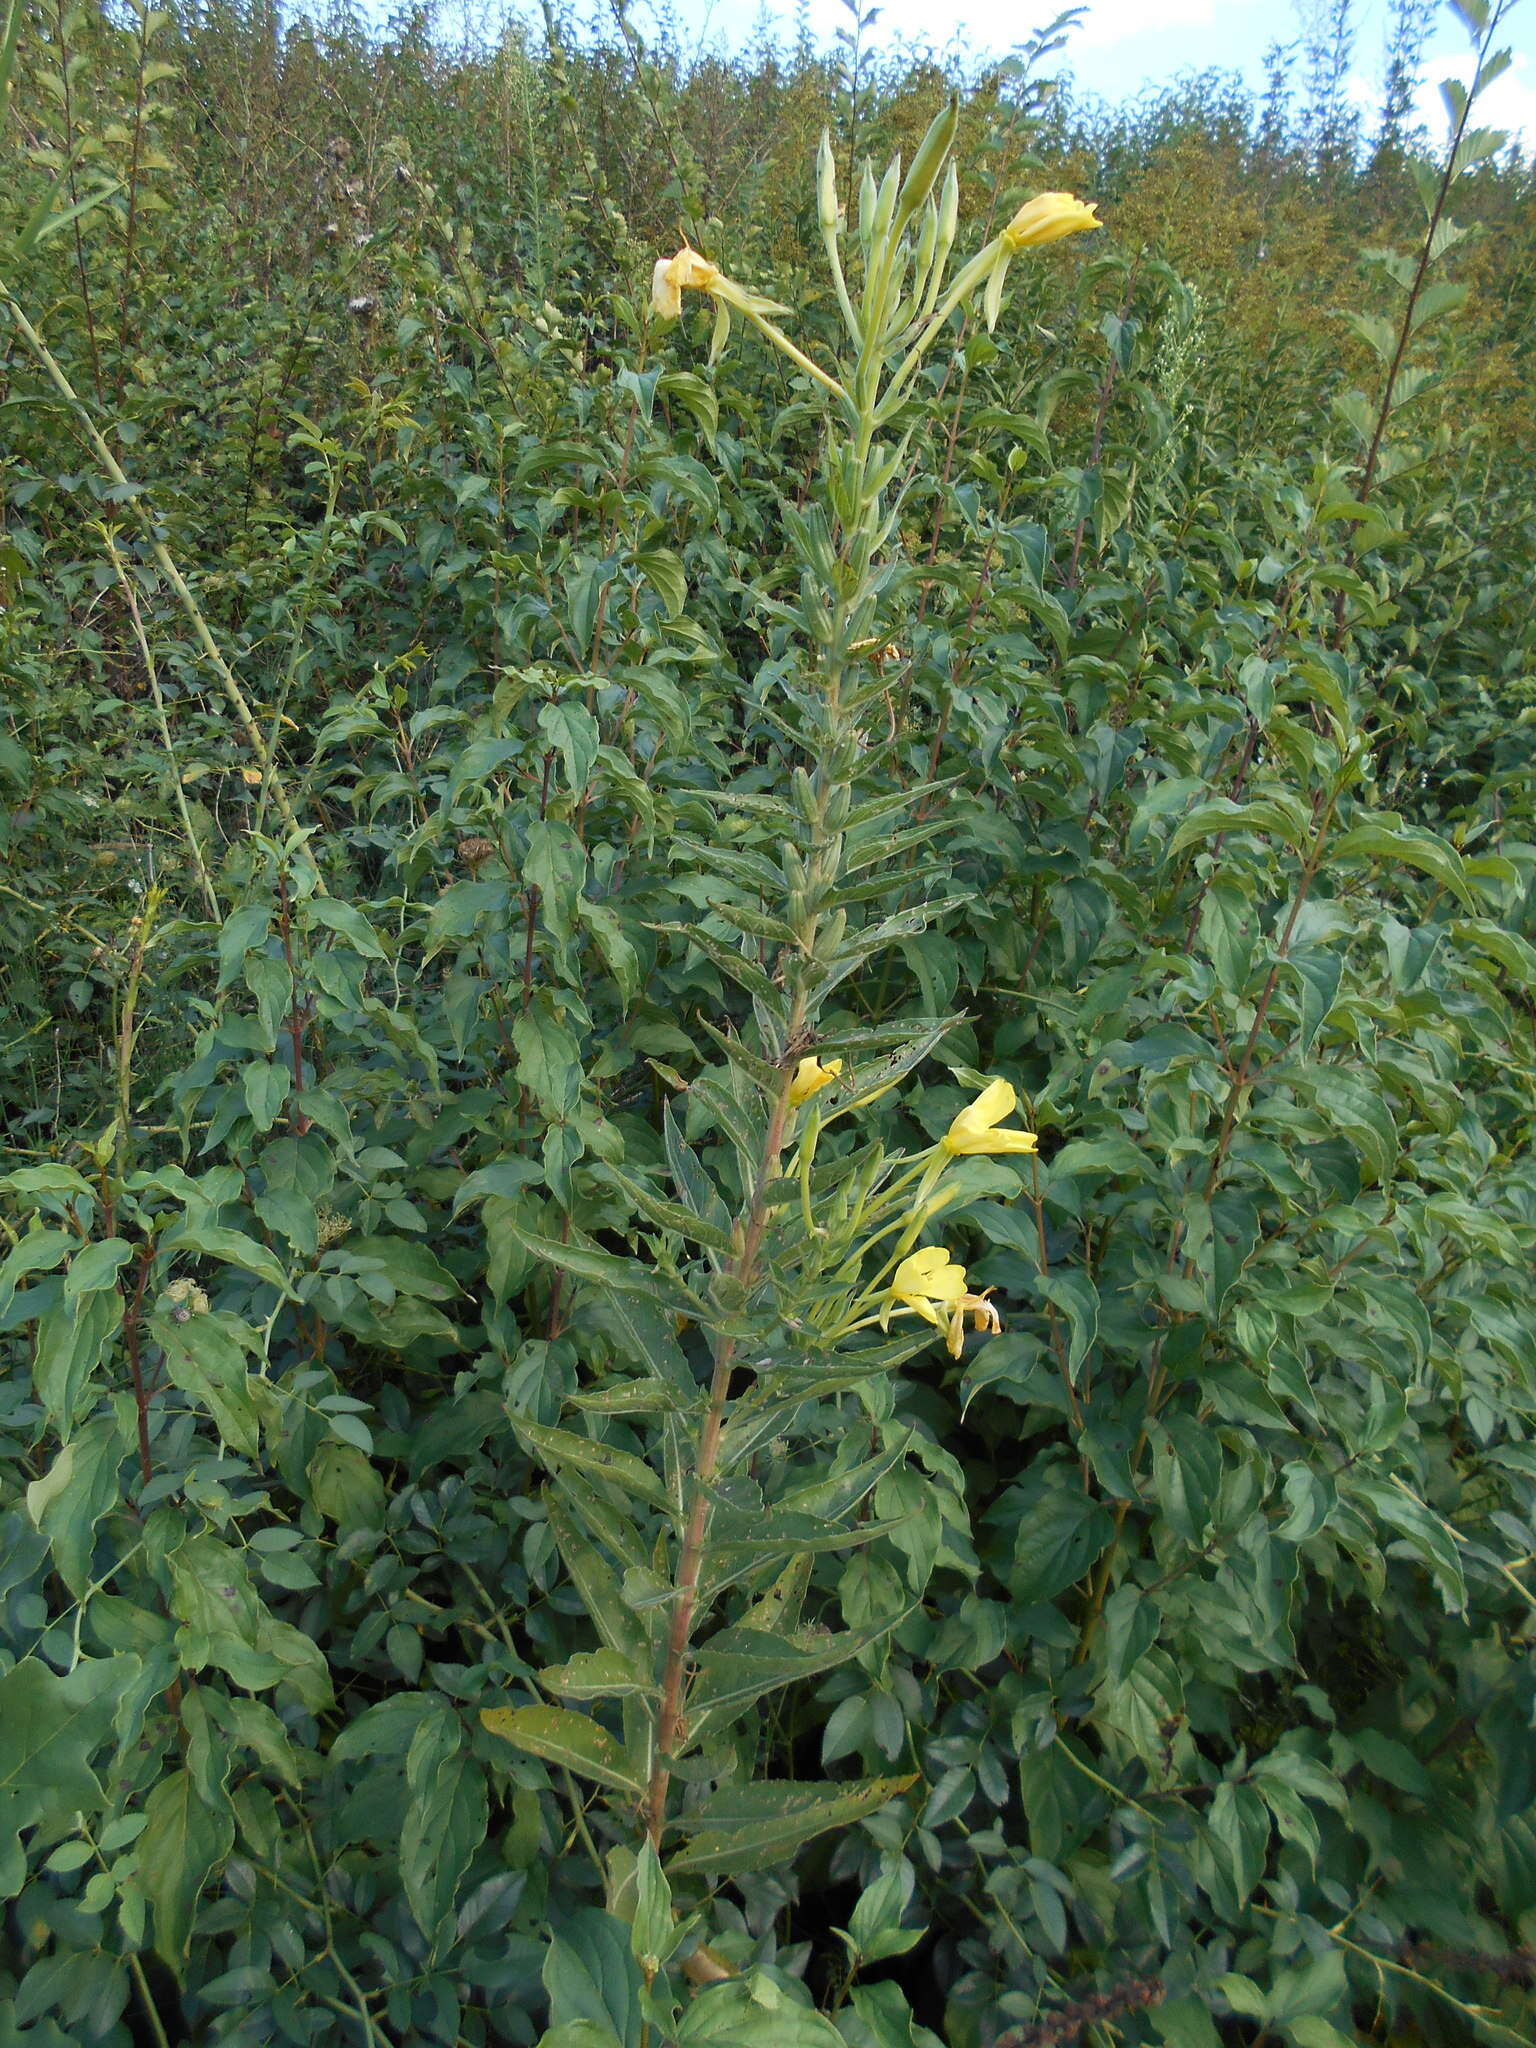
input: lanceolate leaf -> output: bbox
[501,1222,708,1317]
[515,1419,675,1517]
[665,1776,916,1875]
[539,1647,657,1702]
[480,1705,644,1797]
[686,1612,915,1723]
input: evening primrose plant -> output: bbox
[484,106,1096,2035]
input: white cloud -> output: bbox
[1070,0,1221,53]
[1412,49,1536,147]
[1339,45,1533,147]
[783,0,1222,59]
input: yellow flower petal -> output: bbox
[788,1055,842,1107]
[650,256,682,320]
[941,1079,1038,1157]
[887,1246,970,1326]
[945,1289,1002,1357]
[1000,192,1101,252]
[896,1246,966,1296]
[650,245,722,321]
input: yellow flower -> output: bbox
[650,245,723,321]
[883,1245,969,1330]
[881,1246,1002,1357]
[646,244,847,400]
[788,1055,842,1107]
[955,1290,1002,1357]
[941,1079,1038,1157]
[999,192,1102,252]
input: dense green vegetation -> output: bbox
[5,0,1536,2042]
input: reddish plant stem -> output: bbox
[121,1245,157,1487]
[521,747,557,1012]
[643,1069,800,1848]
[521,888,541,1011]
[275,871,312,1135]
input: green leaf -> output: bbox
[0,1656,140,1854]
[544,1910,642,2048]
[1035,1269,1098,1378]
[32,1288,123,1439]
[169,1536,333,1708]
[1353,1479,1466,1608]
[502,1220,706,1318]
[546,1496,651,1663]
[1005,1464,1115,1605]
[662,919,781,1006]
[539,699,601,792]
[332,1236,460,1300]
[1279,1065,1399,1185]
[582,1292,693,1391]
[579,898,641,1004]
[513,1007,584,1120]
[687,1614,914,1725]
[302,897,388,959]
[151,1311,266,1458]
[844,1983,947,2047]
[24,1416,126,1596]
[1152,1998,1222,2048]
[515,1419,673,1516]
[63,1236,132,1296]
[1168,796,1312,857]
[1339,311,1396,361]
[629,1842,674,1972]
[136,1767,235,1968]
[658,369,718,440]
[1282,947,1343,1055]
[1331,817,1477,911]
[540,1648,657,1702]
[0,1227,73,1317]
[598,1161,734,1255]
[678,1975,847,2046]
[480,1704,644,1795]
[667,1777,915,1876]
[848,1862,924,1963]
[241,1059,291,1132]
[307,1440,385,1531]
[633,547,688,620]
[1285,2022,1357,2048]
[402,1705,486,1947]
[158,1221,294,1297]
[1207,1779,1270,1906]
[1348,1728,1433,1797]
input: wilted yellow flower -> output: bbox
[646,244,847,400]
[650,245,723,321]
[789,1055,842,1107]
[881,1245,1001,1357]
[999,193,1101,252]
[941,1079,1038,1157]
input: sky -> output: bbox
[632,0,1536,146]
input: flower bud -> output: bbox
[817,129,840,238]
[999,192,1101,252]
